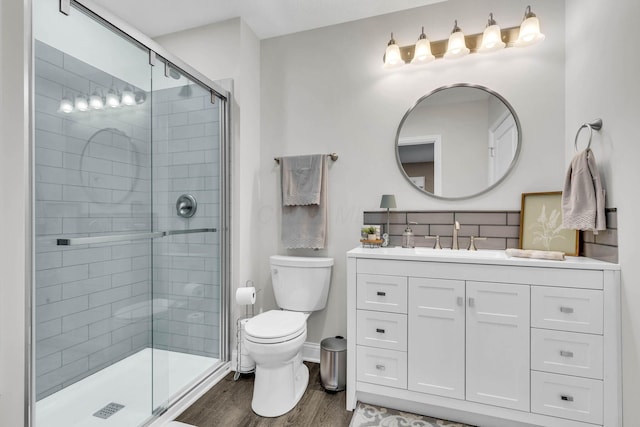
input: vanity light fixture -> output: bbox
[89,90,104,110]
[74,94,89,112]
[514,5,545,47]
[382,5,544,67]
[383,33,404,69]
[444,20,470,59]
[58,96,74,113]
[58,84,144,115]
[121,85,136,106]
[105,88,120,108]
[411,27,435,65]
[479,13,506,53]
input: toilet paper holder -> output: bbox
[234,280,257,380]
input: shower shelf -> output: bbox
[56,227,217,246]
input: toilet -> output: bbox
[243,255,333,417]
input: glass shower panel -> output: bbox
[150,62,222,411]
[33,2,153,426]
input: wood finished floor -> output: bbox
[176,362,353,427]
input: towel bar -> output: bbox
[574,119,603,152]
[274,153,338,164]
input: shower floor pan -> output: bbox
[36,348,217,427]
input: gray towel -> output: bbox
[280,154,323,206]
[281,155,327,249]
[562,149,606,233]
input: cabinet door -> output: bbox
[408,277,465,399]
[466,281,530,411]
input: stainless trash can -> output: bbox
[320,336,347,391]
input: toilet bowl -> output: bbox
[244,310,309,417]
[243,255,333,417]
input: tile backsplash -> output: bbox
[363,208,618,263]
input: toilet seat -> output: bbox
[245,310,306,344]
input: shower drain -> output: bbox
[93,402,125,419]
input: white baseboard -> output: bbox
[302,341,320,363]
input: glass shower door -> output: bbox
[149,59,223,412]
[33,1,154,425]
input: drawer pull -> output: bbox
[375,364,386,371]
[375,328,386,334]
[376,291,386,296]
[560,350,574,358]
[560,395,574,402]
[560,306,574,314]
[468,297,475,308]
[457,296,464,307]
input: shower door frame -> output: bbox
[28,0,232,425]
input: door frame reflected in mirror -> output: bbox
[395,83,521,200]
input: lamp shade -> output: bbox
[411,27,435,65]
[479,13,506,53]
[380,194,397,209]
[444,21,469,60]
[515,6,545,47]
[383,33,404,69]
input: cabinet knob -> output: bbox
[376,291,386,296]
[560,350,574,358]
[468,297,475,308]
[375,364,386,371]
[559,306,574,314]
[560,395,574,402]
[375,328,385,334]
[457,296,464,307]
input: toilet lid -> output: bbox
[244,310,306,342]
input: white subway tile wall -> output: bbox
[34,41,221,399]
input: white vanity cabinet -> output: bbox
[347,248,622,427]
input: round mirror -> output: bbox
[395,84,521,200]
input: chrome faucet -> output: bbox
[452,221,460,250]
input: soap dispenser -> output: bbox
[402,222,417,248]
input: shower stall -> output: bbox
[31,1,230,426]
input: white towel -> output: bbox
[280,154,323,206]
[506,248,565,261]
[561,149,606,233]
[281,155,328,249]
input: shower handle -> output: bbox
[176,194,197,218]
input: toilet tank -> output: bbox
[270,255,333,312]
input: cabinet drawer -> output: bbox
[531,286,603,334]
[357,274,407,314]
[532,329,603,379]
[356,345,407,389]
[531,371,603,425]
[357,310,407,351]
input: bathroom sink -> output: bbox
[412,248,508,259]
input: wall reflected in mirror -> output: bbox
[396,84,521,200]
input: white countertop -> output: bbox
[347,246,620,270]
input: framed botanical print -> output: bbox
[519,191,579,256]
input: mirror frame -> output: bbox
[395,83,522,200]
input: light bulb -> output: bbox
[444,20,469,60]
[515,5,545,47]
[383,33,404,69]
[74,95,89,112]
[121,86,136,106]
[411,27,435,65]
[58,97,74,113]
[105,88,120,108]
[479,13,505,53]
[89,91,104,110]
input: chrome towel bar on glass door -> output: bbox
[56,228,216,246]
[273,152,338,164]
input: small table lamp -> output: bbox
[379,194,397,246]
